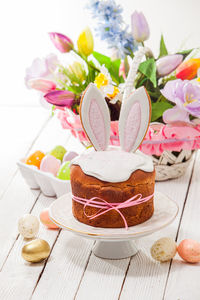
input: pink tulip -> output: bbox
[44,90,75,107]
[49,32,73,53]
[28,78,56,93]
[131,11,150,43]
[119,61,126,79]
[25,54,59,87]
[156,54,183,77]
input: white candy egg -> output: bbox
[18,214,39,238]
[151,237,177,262]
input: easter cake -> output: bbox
[70,84,155,228]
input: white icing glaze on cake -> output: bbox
[71,149,154,183]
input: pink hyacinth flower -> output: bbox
[44,90,75,107]
[28,78,56,93]
[49,32,73,53]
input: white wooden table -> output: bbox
[0,107,199,300]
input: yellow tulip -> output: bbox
[77,27,94,57]
[69,62,86,81]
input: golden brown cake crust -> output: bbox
[70,165,155,228]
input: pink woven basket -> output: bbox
[58,110,200,156]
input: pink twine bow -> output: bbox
[72,193,154,229]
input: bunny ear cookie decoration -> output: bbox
[80,83,151,152]
[119,86,151,153]
[80,83,110,151]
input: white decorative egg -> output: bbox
[151,237,177,262]
[63,151,78,162]
[18,214,40,238]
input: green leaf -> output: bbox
[159,34,168,58]
[109,59,121,84]
[87,61,97,83]
[92,51,111,70]
[93,52,122,84]
[177,49,194,59]
[124,55,130,77]
[151,99,173,122]
[119,75,125,83]
[66,84,85,95]
[138,58,157,88]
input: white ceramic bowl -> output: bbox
[17,159,71,198]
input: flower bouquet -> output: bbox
[25,0,200,180]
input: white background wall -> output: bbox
[1,0,200,106]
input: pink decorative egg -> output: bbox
[177,239,200,263]
[63,151,78,162]
[39,208,59,229]
[40,154,61,176]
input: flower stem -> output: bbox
[73,49,100,72]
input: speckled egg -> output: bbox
[40,154,61,176]
[49,145,66,161]
[22,239,50,263]
[151,237,177,262]
[25,151,45,168]
[18,214,40,239]
[57,161,70,180]
[40,208,59,229]
[177,239,200,263]
[63,151,78,162]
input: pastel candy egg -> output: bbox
[57,161,70,180]
[22,239,50,263]
[18,214,40,239]
[49,145,66,161]
[151,237,177,262]
[26,151,45,168]
[40,208,59,229]
[40,155,61,176]
[63,151,78,162]
[177,239,200,263]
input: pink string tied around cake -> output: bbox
[72,193,154,229]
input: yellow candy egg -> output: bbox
[151,237,177,262]
[18,214,39,239]
[177,239,200,263]
[40,208,59,229]
[22,239,50,263]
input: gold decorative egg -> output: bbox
[22,239,50,263]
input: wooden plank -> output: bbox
[75,254,130,300]
[0,112,72,269]
[0,107,49,198]
[119,156,196,300]
[32,232,93,300]
[0,194,59,300]
[0,112,86,299]
[163,151,200,300]
[0,106,83,201]
[0,175,40,269]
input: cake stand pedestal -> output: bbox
[93,241,138,259]
[49,192,178,260]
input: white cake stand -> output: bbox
[49,192,178,259]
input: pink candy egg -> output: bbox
[39,208,59,229]
[63,151,78,162]
[40,154,61,176]
[177,239,200,263]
